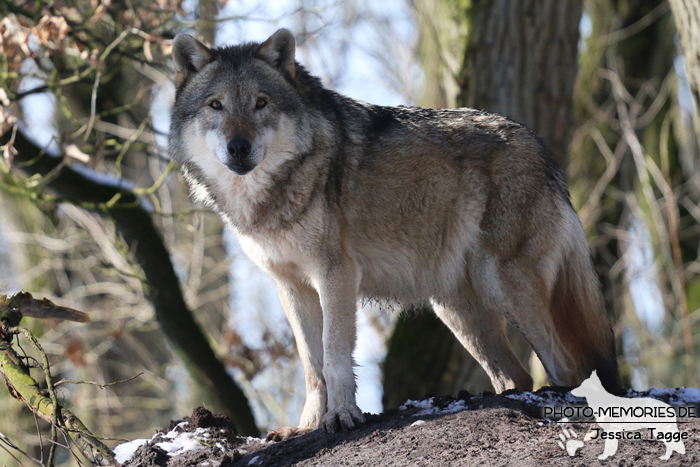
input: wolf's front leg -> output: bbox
[271,277,327,437]
[318,260,365,432]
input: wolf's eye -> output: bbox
[210,100,222,110]
[255,97,268,110]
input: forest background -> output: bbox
[2,0,700,465]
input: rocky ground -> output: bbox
[119,388,700,467]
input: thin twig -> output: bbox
[0,430,42,466]
[83,71,102,143]
[13,326,60,466]
[115,113,152,178]
[54,372,144,389]
[579,129,628,228]
[0,441,28,467]
[32,411,44,465]
[134,159,175,195]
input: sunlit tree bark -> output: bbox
[670,0,700,141]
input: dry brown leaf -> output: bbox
[65,338,86,367]
[0,15,31,63]
[33,14,70,48]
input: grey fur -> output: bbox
[169,29,620,436]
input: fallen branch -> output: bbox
[0,293,117,466]
[0,292,91,323]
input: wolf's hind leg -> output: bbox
[430,294,533,393]
[275,277,327,431]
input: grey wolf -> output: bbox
[168,29,621,436]
[571,371,684,460]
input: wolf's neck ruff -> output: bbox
[168,28,621,436]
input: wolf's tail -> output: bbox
[549,212,623,395]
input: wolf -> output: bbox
[168,28,621,436]
[571,371,685,460]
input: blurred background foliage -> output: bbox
[1,0,699,465]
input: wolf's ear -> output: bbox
[257,29,296,81]
[172,34,214,88]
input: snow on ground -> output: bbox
[397,387,700,421]
[400,398,435,411]
[507,386,700,407]
[400,397,468,416]
[156,426,211,456]
[113,421,217,464]
[114,439,149,464]
[647,386,700,404]
[504,390,584,407]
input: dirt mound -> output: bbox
[122,389,700,466]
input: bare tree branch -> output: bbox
[0,128,259,436]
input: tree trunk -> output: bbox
[458,0,583,170]
[670,0,700,141]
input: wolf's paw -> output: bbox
[265,426,314,442]
[322,404,365,433]
[557,428,584,457]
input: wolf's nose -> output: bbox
[227,138,252,161]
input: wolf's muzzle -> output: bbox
[226,138,254,175]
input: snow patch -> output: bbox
[400,397,468,417]
[505,392,545,405]
[404,398,439,416]
[400,398,435,411]
[156,427,211,456]
[248,455,261,465]
[505,390,585,407]
[675,387,700,403]
[114,439,148,464]
[647,387,700,404]
[113,425,213,463]
[443,400,467,414]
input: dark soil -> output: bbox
[123,389,700,467]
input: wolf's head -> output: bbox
[169,29,313,179]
